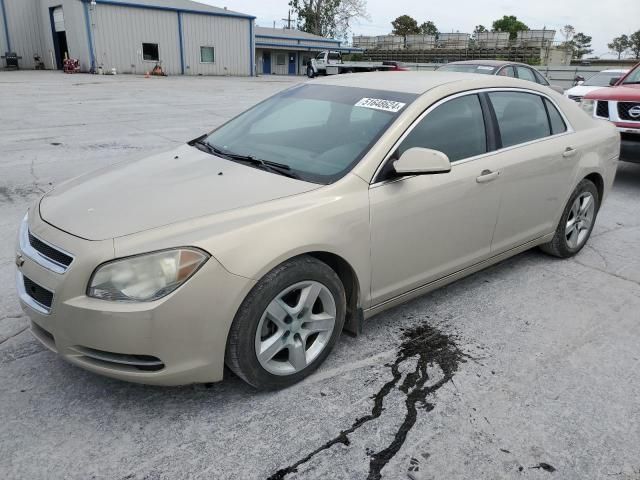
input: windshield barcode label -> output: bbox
[355,98,406,113]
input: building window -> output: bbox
[142,43,159,62]
[200,46,215,63]
[276,53,286,66]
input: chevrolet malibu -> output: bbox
[16,72,619,389]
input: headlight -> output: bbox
[87,248,209,302]
[579,99,595,115]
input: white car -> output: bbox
[564,69,629,103]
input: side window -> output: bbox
[515,66,536,82]
[489,92,550,147]
[533,69,549,85]
[498,66,516,77]
[397,94,486,162]
[544,98,567,135]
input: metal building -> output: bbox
[0,0,255,75]
[255,27,360,76]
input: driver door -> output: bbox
[369,93,502,304]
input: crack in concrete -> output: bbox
[266,323,466,480]
[573,259,640,288]
[0,325,29,346]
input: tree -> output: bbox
[560,24,575,44]
[571,32,593,59]
[419,20,438,36]
[473,25,487,37]
[630,30,640,59]
[289,0,368,39]
[391,15,420,36]
[492,15,529,40]
[608,34,630,59]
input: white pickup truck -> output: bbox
[306,51,405,78]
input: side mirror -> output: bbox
[393,148,451,176]
[609,77,621,86]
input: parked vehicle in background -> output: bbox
[564,69,630,103]
[437,60,564,93]
[307,50,405,78]
[581,62,640,163]
[16,73,619,389]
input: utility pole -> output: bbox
[281,10,292,29]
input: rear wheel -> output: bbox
[540,179,599,258]
[225,256,346,389]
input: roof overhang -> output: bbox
[79,0,256,20]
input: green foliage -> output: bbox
[570,32,593,59]
[473,25,487,36]
[420,21,438,36]
[608,34,630,59]
[630,30,640,59]
[391,15,420,36]
[289,0,368,39]
[491,15,529,40]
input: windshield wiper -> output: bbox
[209,144,300,180]
[191,138,300,179]
[622,81,640,85]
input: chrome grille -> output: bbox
[595,101,609,119]
[618,102,640,121]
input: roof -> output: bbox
[314,70,553,95]
[444,59,529,67]
[89,0,253,19]
[255,27,340,44]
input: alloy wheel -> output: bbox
[565,191,595,249]
[255,281,336,376]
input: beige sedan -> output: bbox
[16,72,619,389]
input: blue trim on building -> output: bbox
[82,1,97,71]
[249,19,254,76]
[81,0,255,20]
[0,0,11,52]
[177,11,184,74]
[256,34,341,45]
[255,42,362,53]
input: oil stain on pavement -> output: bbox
[267,322,467,480]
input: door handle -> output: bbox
[562,147,577,158]
[476,169,500,183]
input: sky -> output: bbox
[201,0,639,58]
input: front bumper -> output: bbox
[16,212,254,386]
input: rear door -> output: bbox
[486,90,578,253]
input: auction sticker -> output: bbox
[355,98,406,113]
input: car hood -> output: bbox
[564,85,604,97]
[40,144,320,241]
[585,84,640,101]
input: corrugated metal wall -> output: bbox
[2,0,44,69]
[91,4,181,74]
[39,0,92,70]
[181,13,250,75]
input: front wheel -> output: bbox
[540,179,599,258]
[225,256,346,389]
[307,66,315,78]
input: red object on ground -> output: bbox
[63,58,81,74]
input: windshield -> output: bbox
[203,84,416,184]
[622,66,640,84]
[584,71,627,87]
[438,64,497,74]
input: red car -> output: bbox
[581,62,640,163]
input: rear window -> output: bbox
[438,64,497,75]
[489,92,550,147]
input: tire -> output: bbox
[225,256,346,390]
[307,66,315,78]
[540,179,600,258]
